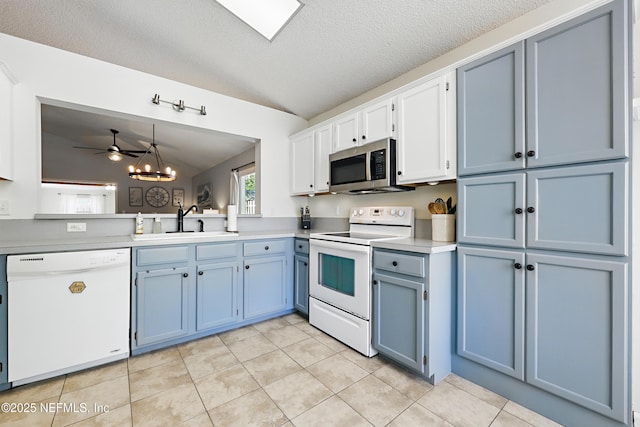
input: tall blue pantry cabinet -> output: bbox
[454,1,631,426]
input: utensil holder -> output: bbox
[432,214,455,242]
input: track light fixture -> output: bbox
[151,94,207,115]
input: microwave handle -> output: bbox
[365,151,371,181]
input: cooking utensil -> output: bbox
[428,202,437,214]
[446,197,452,213]
[434,200,446,214]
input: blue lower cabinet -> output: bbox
[132,239,293,354]
[457,246,629,423]
[243,255,288,320]
[525,253,628,422]
[196,261,238,331]
[371,249,453,384]
[372,272,425,373]
[293,254,309,315]
[135,266,190,346]
[457,246,525,380]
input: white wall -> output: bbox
[0,33,307,219]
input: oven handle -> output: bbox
[310,238,371,254]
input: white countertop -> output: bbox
[372,237,456,254]
[0,229,455,255]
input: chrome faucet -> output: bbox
[177,202,198,232]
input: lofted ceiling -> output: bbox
[2,0,553,176]
[0,0,553,120]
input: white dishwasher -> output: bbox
[7,248,130,386]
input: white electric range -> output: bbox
[309,206,414,356]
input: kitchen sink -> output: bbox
[131,231,239,240]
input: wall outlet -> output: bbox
[67,222,87,232]
[0,199,9,215]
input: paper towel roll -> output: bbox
[226,205,238,232]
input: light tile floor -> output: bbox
[0,313,563,426]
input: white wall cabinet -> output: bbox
[332,98,394,153]
[290,124,333,195]
[0,65,14,181]
[290,131,315,195]
[396,73,456,184]
[313,124,332,193]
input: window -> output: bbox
[237,163,256,214]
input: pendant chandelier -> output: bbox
[128,124,176,182]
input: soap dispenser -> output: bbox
[152,217,163,234]
[135,212,144,234]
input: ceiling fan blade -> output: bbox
[122,152,139,158]
[122,150,148,154]
[73,146,104,151]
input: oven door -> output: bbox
[309,238,371,320]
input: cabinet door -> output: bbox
[333,113,359,153]
[360,98,394,144]
[196,262,238,331]
[526,162,628,256]
[243,256,287,320]
[526,1,628,168]
[457,246,525,380]
[457,42,525,176]
[396,76,451,184]
[372,272,425,374]
[294,254,309,315]
[0,65,13,181]
[136,267,189,346]
[525,253,628,422]
[457,173,525,248]
[314,124,332,193]
[290,132,315,195]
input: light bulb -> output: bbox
[128,165,134,173]
[108,152,122,161]
[165,166,172,174]
[171,170,176,177]
[145,164,151,172]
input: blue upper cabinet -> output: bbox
[457,42,525,176]
[526,162,628,256]
[457,173,526,248]
[526,0,628,168]
[458,0,627,176]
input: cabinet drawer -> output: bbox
[374,250,426,278]
[243,240,287,256]
[294,239,309,254]
[137,246,189,266]
[196,243,238,261]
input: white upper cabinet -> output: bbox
[332,98,394,153]
[0,64,14,181]
[290,124,333,195]
[290,131,315,195]
[396,72,456,184]
[313,124,332,193]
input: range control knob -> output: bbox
[390,209,397,216]
[358,209,364,216]
[398,210,405,217]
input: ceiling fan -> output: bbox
[73,129,148,161]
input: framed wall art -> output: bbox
[172,188,185,207]
[196,182,212,208]
[129,187,143,207]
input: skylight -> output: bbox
[216,0,303,41]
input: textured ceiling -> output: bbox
[0,0,552,120]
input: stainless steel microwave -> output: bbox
[329,138,413,194]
